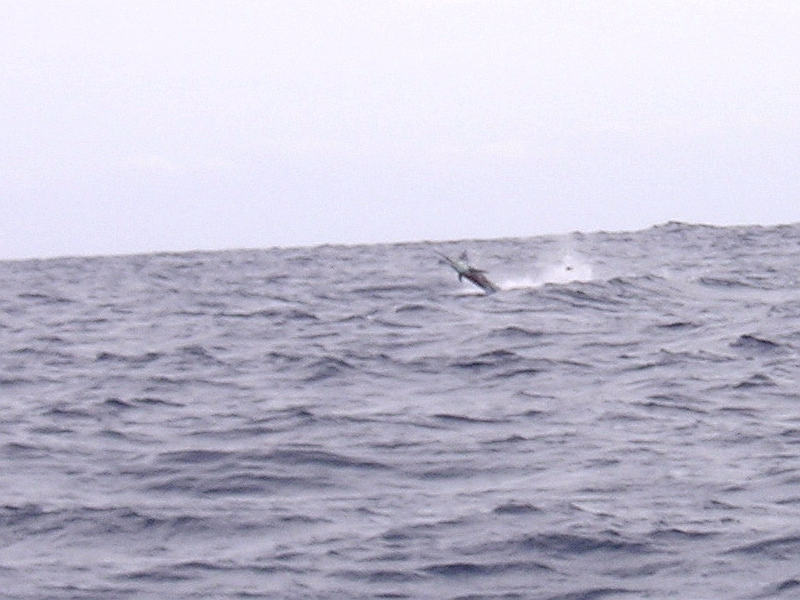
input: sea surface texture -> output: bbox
[1,222,799,600]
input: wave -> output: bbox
[4,224,800,599]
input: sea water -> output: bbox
[1,222,799,599]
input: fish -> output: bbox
[435,250,499,294]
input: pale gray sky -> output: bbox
[3,0,800,260]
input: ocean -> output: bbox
[1,222,799,600]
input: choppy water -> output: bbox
[1,222,799,600]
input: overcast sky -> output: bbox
[3,1,800,260]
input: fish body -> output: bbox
[436,250,499,294]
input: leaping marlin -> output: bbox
[435,250,499,294]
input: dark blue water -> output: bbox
[1,222,799,599]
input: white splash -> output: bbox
[500,238,594,290]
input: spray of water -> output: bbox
[500,236,594,290]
